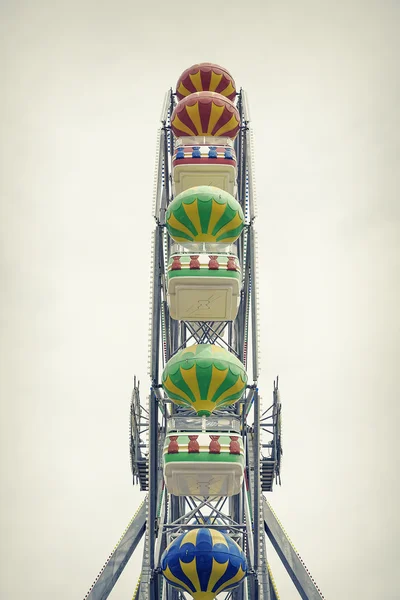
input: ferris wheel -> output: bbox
[83,62,325,600]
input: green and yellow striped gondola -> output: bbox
[162,344,247,416]
[166,185,244,244]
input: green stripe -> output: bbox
[165,394,192,409]
[216,224,244,242]
[198,197,213,233]
[169,370,196,404]
[211,204,237,236]
[219,392,245,405]
[174,204,198,236]
[166,225,194,242]
[168,270,241,280]
[211,372,239,403]
[197,363,212,399]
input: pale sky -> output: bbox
[1,1,399,599]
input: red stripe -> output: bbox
[198,97,212,134]
[172,157,237,166]
[210,104,233,135]
[213,124,239,138]
[215,74,230,94]
[176,101,197,134]
[201,67,212,91]
[181,75,197,95]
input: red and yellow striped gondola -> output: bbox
[176,62,236,101]
[171,91,240,139]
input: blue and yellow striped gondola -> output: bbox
[161,528,247,599]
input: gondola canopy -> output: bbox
[176,62,236,101]
[162,344,247,416]
[171,92,240,139]
[166,185,244,244]
[161,527,247,599]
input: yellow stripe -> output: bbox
[211,345,226,354]
[215,212,243,238]
[168,234,195,243]
[180,558,201,593]
[207,102,225,135]
[220,81,235,98]
[214,376,245,404]
[183,398,219,415]
[180,365,201,403]
[214,114,239,136]
[180,529,198,546]
[167,212,195,238]
[207,199,226,236]
[172,399,188,408]
[163,565,192,594]
[214,565,246,595]
[171,114,195,136]
[207,557,229,593]
[182,199,202,236]
[210,529,229,546]
[189,70,203,91]
[209,71,223,91]
[177,81,192,97]
[213,234,239,243]
[186,102,203,135]
[163,375,193,405]
[207,365,228,402]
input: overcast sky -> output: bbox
[1,1,399,599]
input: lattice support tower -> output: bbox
[82,71,325,600]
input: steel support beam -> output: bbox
[148,224,163,599]
[263,497,324,599]
[84,502,146,600]
[253,392,260,576]
[249,226,259,382]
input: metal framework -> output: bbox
[83,88,325,600]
